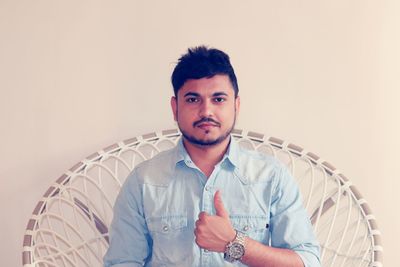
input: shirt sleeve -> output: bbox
[269,165,321,267]
[103,169,151,267]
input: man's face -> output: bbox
[171,74,240,146]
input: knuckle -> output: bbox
[196,238,205,248]
[196,227,203,235]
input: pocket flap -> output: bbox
[146,215,187,233]
[230,215,268,233]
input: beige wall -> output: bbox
[1,1,399,266]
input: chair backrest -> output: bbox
[22,129,383,267]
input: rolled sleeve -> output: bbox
[270,165,321,267]
[294,244,321,267]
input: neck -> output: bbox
[182,136,231,178]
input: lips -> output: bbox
[193,118,221,128]
[197,122,218,129]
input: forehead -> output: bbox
[178,74,234,96]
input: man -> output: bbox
[104,46,320,266]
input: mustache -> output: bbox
[193,117,221,127]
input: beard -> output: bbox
[177,112,236,147]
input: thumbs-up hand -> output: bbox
[194,190,236,252]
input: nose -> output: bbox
[199,99,213,118]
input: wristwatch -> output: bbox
[224,230,246,262]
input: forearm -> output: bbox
[240,237,304,267]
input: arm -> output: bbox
[103,170,151,267]
[241,237,304,267]
[195,176,321,267]
[195,191,305,267]
[268,166,321,267]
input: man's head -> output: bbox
[171,46,240,147]
[171,46,239,98]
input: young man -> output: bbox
[104,46,321,267]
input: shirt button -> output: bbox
[204,249,210,253]
[243,225,250,231]
[205,186,211,191]
[162,225,169,232]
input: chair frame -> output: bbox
[22,129,383,267]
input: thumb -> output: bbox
[214,190,229,218]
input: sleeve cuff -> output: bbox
[295,250,321,267]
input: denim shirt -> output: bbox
[104,137,321,267]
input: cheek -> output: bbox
[221,107,236,120]
[177,108,194,123]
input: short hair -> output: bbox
[171,46,239,97]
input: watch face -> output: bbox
[228,243,245,259]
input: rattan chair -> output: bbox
[22,129,383,267]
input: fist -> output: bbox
[194,190,236,252]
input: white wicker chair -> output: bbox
[22,129,383,267]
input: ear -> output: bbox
[235,95,240,116]
[171,96,178,121]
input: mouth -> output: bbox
[197,123,218,130]
[193,118,221,129]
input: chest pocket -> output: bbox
[230,215,270,245]
[146,215,193,264]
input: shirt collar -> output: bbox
[174,138,191,165]
[224,136,240,168]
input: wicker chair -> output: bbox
[22,129,383,267]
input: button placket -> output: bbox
[201,176,215,213]
[201,248,211,267]
[162,225,169,232]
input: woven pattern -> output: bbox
[22,129,382,267]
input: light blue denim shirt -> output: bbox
[104,137,320,267]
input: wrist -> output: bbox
[227,228,236,243]
[224,230,247,262]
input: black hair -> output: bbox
[171,46,239,97]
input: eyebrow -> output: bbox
[183,91,229,97]
[183,92,200,97]
[212,92,228,97]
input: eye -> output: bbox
[185,97,199,103]
[213,97,226,103]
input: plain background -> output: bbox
[1,1,399,266]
